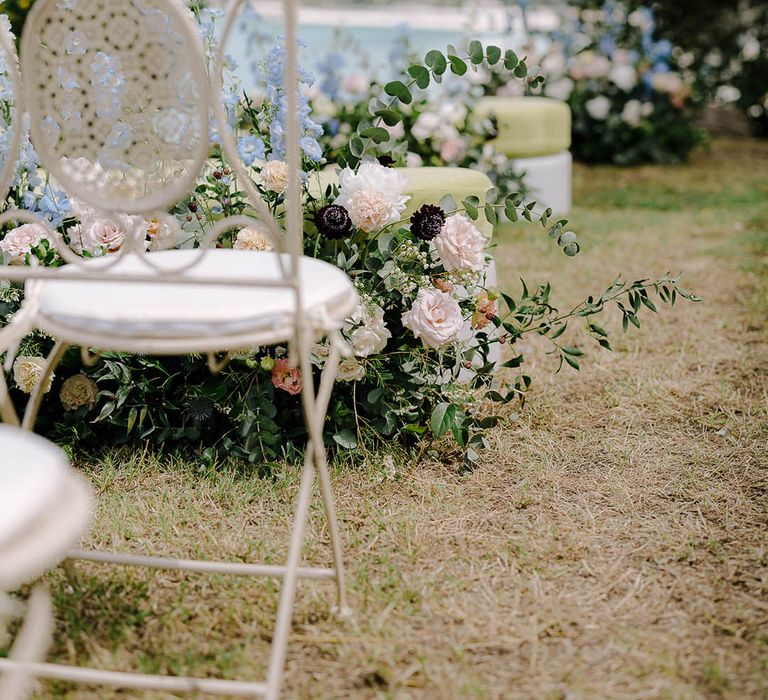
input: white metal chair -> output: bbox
[0,1,356,697]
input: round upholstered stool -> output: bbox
[394,166,495,240]
[475,96,572,214]
[0,425,93,591]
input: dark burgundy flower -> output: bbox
[314,204,353,239]
[410,204,446,241]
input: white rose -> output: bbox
[261,160,289,193]
[350,304,390,357]
[337,357,365,382]
[234,226,273,251]
[384,121,405,140]
[544,77,574,101]
[439,136,465,164]
[0,223,52,263]
[434,214,486,273]
[437,101,467,127]
[145,213,180,250]
[405,152,423,168]
[13,356,53,395]
[542,51,567,77]
[628,8,653,31]
[621,99,643,126]
[402,288,463,349]
[585,95,611,120]
[411,112,441,141]
[609,63,637,92]
[335,162,409,233]
[570,51,611,80]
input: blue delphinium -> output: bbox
[237,133,266,166]
[316,51,345,101]
[262,41,324,163]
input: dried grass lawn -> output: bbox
[37,139,768,698]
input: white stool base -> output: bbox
[512,151,572,216]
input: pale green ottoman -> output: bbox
[475,96,572,214]
[308,166,495,239]
[396,166,495,240]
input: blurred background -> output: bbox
[1,0,764,164]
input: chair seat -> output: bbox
[0,426,92,590]
[33,249,359,354]
[475,96,572,158]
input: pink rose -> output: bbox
[402,288,463,349]
[434,214,486,273]
[71,214,135,255]
[0,223,52,263]
[439,136,465,163]
[343,73,370,95]
[271,358,302,395]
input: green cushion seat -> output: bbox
[309,166,495,240]
[475,96,571,158]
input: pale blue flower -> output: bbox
[237,134,266,166]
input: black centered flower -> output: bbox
[314,204,352,240]
[410,204,446,241]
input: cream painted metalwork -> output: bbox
[0,1,356,698]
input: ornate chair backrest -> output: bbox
[0,0,308,423]
[0,0,303,267]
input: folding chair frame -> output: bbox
[0,0,353,697]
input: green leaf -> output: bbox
[486,45,502,65]
[439,193,457,211]
[503,49,519,70]
[360,126,391,143]
[374,108,401,126]
[384,80,412,104]
[562,346,585,357]
[332,429,358,450]
[484,203,498,226]
[563,354,580,371]
[407,64,431,89]
[430,402,457,438]
[589,323,608,337]
[468,40,484,64]
[349,135,364,157]
[448,55,468,75]
[127,406,138,433]
[514,59,527,78]
[424,50,447,75]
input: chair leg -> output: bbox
[264,452,315,700]
[0,369,20,426]
[311,345,349,617]
[21,341,68,431]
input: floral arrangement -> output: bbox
[477,1,707,165]
[305,25,527,200]
[0,8,699,470]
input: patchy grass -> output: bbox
[24,139,768,698]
